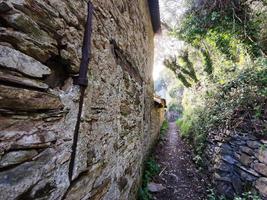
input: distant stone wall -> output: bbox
[205,131,267,199]
[0,0,158,199]
[151,101,166,145]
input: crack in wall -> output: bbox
[110,39,143,86]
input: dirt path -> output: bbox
[152,122,208,200]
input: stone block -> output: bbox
[0,2,12,12]
[257,149,267,165]
[254,163,267,176]
[0,85,63,111]
[222,155,238,165]
[0,28,57,62]
[247,141,261,149]
[0,150,38,169]
[239,153,254,166]
[255,177,267,198]
[0,45,51,78]
[0,70,49,90]
[0,148,55,200]
[240,146,254,156]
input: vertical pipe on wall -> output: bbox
[68,1,94,181]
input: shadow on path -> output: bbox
[152,122,208,200]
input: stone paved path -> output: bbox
[152,122,208,200]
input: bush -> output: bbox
[174,0,264,58]
[175,58,267,157]
[160,120,169,137]
[176,118,192,138]
[166,0,267,156]
[207,189,262,200]
[138,121,168,200]
[138,157,160,200]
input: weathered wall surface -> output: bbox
[151,105,165,141]
[0,0,158,199]
[65,0,156,199]
[151,99,166,143]
[205,131,267,199]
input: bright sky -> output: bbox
[153,30,184,80]
[153,0,187,80]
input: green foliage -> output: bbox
[260,144,267,152]
[174,0,263,59]
[161,120,169,134]
[165,0,267,198]
[138,157,160,200]
[177,58,267,157]
[166,0,267,90]
[138,122,167,200]
[154,67,178,93]
[144,157,161,180]
[179,51,199,82]
[168,0,267,158]
[201,49,213,75]
[167,82,184,114]
[168,101,183,113]
[234,191,262,200]
[207,188,226,200]
[160,120,169,139]
[164,50,199,87]
[138,187,151,200]
[176,118,192,138]
[207,189,261,200]
[168,84,184,99]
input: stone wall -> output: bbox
[151,97,166,144]
[0,0,159,199]
[205,130,267,199]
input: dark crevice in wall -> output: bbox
[110,39,143,85]
[16,184,36,200]
[0,16,9,28]
[0,13,24,34]
[0,2,12,13]
[16,180,56,200]
[15,171,57,200]
[44,56,69,89]
[32,182,56,199]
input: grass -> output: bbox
[207,189,262,200]
[138,157,160,200]
[176,118,191,138]
[160,120,169,140]
[138,120,168,200]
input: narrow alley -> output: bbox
[152,122,208,200]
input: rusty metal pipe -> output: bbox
[69,1,94,181]
[76,1,94,87]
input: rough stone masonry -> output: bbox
[206,130,267,199]
[0,0,163,199]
